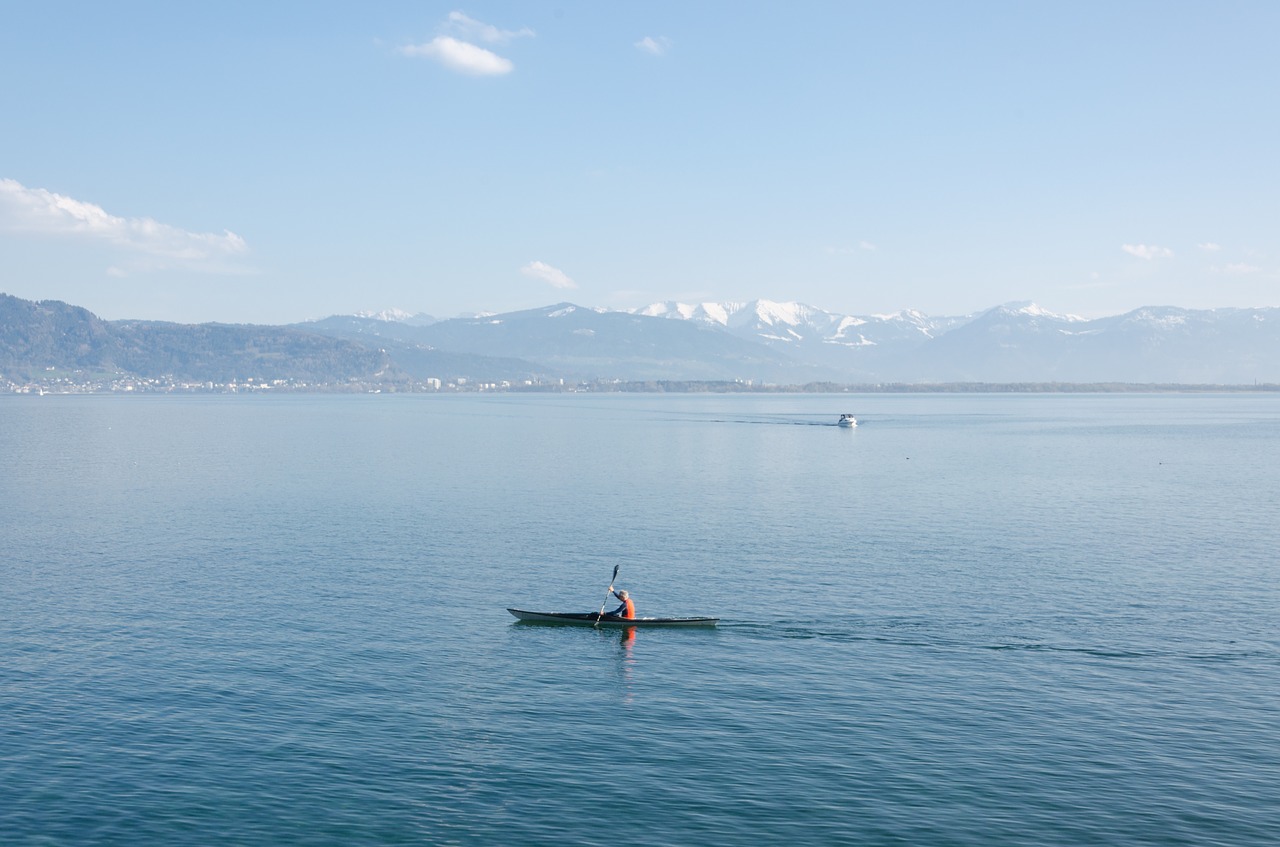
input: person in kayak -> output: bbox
[609,589,635,619]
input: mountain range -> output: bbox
[300,299,1279,384]
[3,291,1278,387]
[629,299,1280,383]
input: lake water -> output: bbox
[2,393,1278,846]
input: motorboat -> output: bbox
[838,413,858,428]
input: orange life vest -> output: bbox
[619,597,635,619]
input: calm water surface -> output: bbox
[2,393,1278,845]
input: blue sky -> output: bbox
[2,2,1277,324]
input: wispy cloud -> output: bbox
[400,12,532,76]
[635,36,673,56]
[446,11,534,44]
[521,260,576,290]
[825,241,877,255]
[0,178,248,273]
[1198,242,1221,252]
[1122,243,1173,260]
[1215,262,1260,274]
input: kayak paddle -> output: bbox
[594,564,620,627]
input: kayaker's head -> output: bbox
[615,589,629,599]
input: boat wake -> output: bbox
[724,618,1275,663]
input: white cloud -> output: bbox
[399,36,513,76]
[635,36,673,56]
[1198,242,1222,252]
[0,178,248,271]
[859,240,877,251]
[1121,243,1173,260]
[446,11,534,44]
[399,12,533,76]
[521,260,577,290]
[1217,262,1260,274]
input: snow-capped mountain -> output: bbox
[354,308,438,326]
[635,299,971,378]
[625,299,1279,383]
[637,300,838,334]
[636,298,968,343]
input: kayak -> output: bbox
[508,608,719,627]
[508,609,719,627]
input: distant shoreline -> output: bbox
[591,381,1280,394]
[6,377,1280,396]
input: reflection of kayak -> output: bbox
[508,608,719,627]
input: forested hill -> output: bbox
[0,293,396,384]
